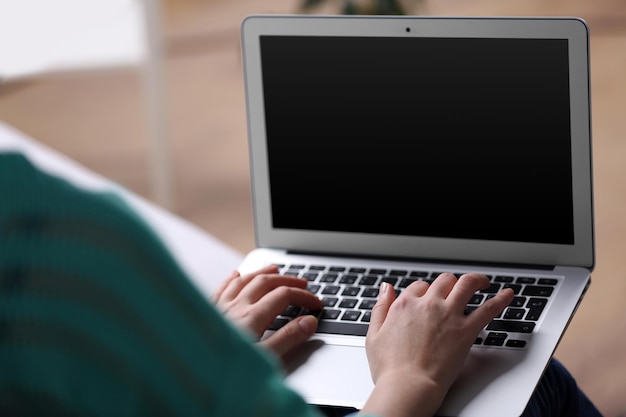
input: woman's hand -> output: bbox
[362,273,514,417]
[212,265,323,359]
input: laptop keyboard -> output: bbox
[270,263,560,349]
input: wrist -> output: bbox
[360,372,447,417]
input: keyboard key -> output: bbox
[322,285,341,295]
[380,277,398,286]
[321,309,341,320]
[320,273,339,283]
[282,305,302,317]
[307,284,321,294]
[341,286,361,297]
[506,339,527,348]
[495,275,514,283]
[359,299,377,310]
[369,268,387,275]
[509,296,527,307]
[361,311,371,322]
[349,267,367,273]
[321,286,340,295]
[487,320,535,333]
[409,270,428,277]
[522,286,554,297]
[504,308,526,320]
[503,284,522,294]
[359,275,378,286]
[302,272,319,281]
[526,298,548,321]
[527,297,548,309]
[316,321,368,336]
[289,264,306,270]
[341,310,362,321]
[517,277,536,284]
[339,298,358,309]
[303,308,322,319]
[309,265,326,271]
[480,283,502,294]
[329,266,346,272]
[362,288,379,298]
[389,269,408,276]
[484,332,507,346]
[538,278,558,286]
[339,274,358,284]
[399,278,417,288]
[468,294,484,305]
[322,297,339,307]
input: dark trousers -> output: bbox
[521,358,603,417]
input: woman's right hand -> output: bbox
[361,273,513,417]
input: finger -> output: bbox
[466,288,514,332]
[426,272,458,298]
[220,265,279,301]
[259,286,323,313]
[250,287,323,332]
[402,279,430,298]
[260,315,318,358]
[367,282,396,335]
[239,274,308,303]
[211,270,241,302]
[445,273,490,310]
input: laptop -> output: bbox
[238,15,594,417]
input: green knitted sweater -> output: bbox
[0,152,321,417]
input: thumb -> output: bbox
[260,315,318,358]
[368,282,395,335]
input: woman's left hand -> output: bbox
[212,265,323,359]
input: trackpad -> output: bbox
[282,339,374,409]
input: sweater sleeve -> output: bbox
[0,152,321,417]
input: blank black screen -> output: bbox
[260,35,574,244]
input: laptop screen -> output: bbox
[260,36,574,245]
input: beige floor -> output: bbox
[1,0,625,415]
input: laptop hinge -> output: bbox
[285,250,556,271]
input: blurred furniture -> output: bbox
[0,0,173,210]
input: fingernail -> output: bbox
[381,282,391,294]
[298,315,318,334]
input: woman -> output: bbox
[0,152,601,417]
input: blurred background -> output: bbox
[0,0,625,415]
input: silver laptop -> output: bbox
[238,15,594,417]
